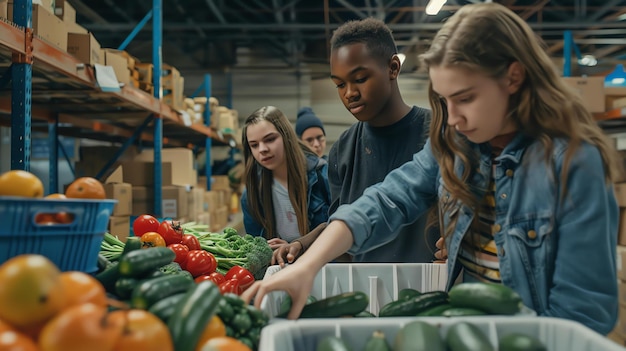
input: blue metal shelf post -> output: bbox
[203,74,212,190]
[153,0,163,217]
[11,0,33,171]
[48,115,59,193]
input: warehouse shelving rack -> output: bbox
[0,0,224,216]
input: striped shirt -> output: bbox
[458,146,506,284]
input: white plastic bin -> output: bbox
[260,263,448,317]
[259,316,626,351]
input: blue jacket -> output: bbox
[331,134,618,334]
[241,153,331,239]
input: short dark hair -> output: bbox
[330,18,397,63]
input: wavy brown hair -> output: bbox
[419,3,621,239]
[242,106,312,239]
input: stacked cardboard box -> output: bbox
[162,64,184,111]
[105,166,132,242]
[7,1,67,50]
[135,62,154,95]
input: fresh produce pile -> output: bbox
[317,320,548,351]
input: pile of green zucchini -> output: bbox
[94,238,269,351]
[318,320,547,351]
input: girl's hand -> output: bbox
[267,238,288,249]
[272,241,303,267]
[241,263,315,320]
[434,236,448,262]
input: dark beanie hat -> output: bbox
[295,107,325,137]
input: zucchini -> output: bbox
[448,283,522,315]
[131,274,194,310]
[122,236,142,255]
[245,304,269,327]
[147,293,186,323]
[97,254,111,272]
[416,303,452,316]
[298,291,368,318]
[114,277,140,300]
[378,291,448,317]
[398,288,421,301]
[278,294,317,316]
[498,333,547,351]
[393,320,445,351]
[446,322,495,351]
[94,261,120,294]
[231,312,252,335]
[216,298,235,323]
[442,307,487,317]
[167,281,222,351]
[316,336,352,351]
[118,247,175,278]
[364,330,391,351]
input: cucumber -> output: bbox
[246,304,270,327]
[298,291,368,318]
[446,322,495,351]
[97,254,111,272]
[378,291,448,317]
[498,333,547,351]
[398,288,421,301]
[442,307,487,317]
[122,236,142,255]
[94,262,120,294]
[231,312,252,335]
[131,274,194,309]
[416,303,452,316]
[147,293,186,323]
[364,330,391,351]
[316,336,352,351]
[167,281,222,351]
[279,294,317,316]
[448,283,522,315]
[216,298,235,323]
[114,277,140,300]
[393,320,445,351]
[118,247,175,278]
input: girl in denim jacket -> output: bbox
[243,4,621,334]
[241,106,331,249]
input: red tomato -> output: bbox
[185,250,217,278]
[181,234,201,251]
[219,279,241,295]
[167,244,189,269]
[194,272,226,286]
[225,266,255,290]
[157,221,183,246]
[133,215,160,237]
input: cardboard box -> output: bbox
[8,4,68,49]
[136,62,153,83]
[618,246,626,281]
[105,182,132,216]
[563,76,606,113]
[108,216,131,242]
[212,175,230,191]
[102,49,130,84]
[212,205,230,232]
[0,1,7,19]
[67,32,101,65]
[119,161,172,186]
[54,0,74,23]
[66,20,87,34]
[204,190,220,212]
[197,212,211,226]
[616,183,626,207]
[131,185,188,218]
[133,148,197,187]
[620,211,626,246]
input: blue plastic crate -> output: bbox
[0,197,116,273]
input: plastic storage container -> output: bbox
[261,263,448,317]
[0,197,116,272]
[259,316,626,351]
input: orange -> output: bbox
[58,272,107,310]
[195,316,226,351]
[38,303,124,351]
[44,193,67,199]
[108,309,173,351]
[0,330,39,351]
[0,255,65,330]
[65,177,106,200]
[0,170,44,198]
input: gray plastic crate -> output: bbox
[260,263,448,317]
[259,316,626,351]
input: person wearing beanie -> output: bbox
[295,107,327,158]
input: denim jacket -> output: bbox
[331,134,618,334]
[241,153,331,239]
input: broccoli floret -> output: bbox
[223,227,239,237]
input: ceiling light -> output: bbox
[425,0,447,16]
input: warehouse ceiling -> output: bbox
[78,0,626,77]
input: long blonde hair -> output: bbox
[242,106,311,239]
[419,3,621,237]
